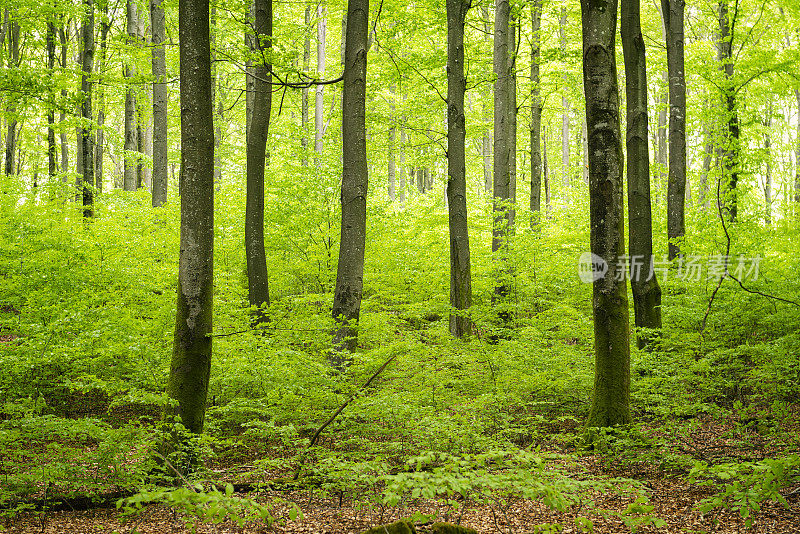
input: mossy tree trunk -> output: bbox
[581,0,631,429]
[446,0,472,338]
[167,0,215,436]
[623,0,661,347]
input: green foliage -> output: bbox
[688,455,800,528]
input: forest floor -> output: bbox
[7,470,800,534]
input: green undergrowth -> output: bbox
[1,187,799,530]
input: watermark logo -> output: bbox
[577,254,762,283]
[578,252,608,283]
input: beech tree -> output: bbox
[623,0,661,346]
[446,0,472,338]
[167,0,215,435]
[123,0,140,191]
[80,0,94,218]
[662,0,687,260]
[582,0,631,429]
[332,0,369,358]
[245,0,272,324]
[529,0,542,223]
[151,0,168,207]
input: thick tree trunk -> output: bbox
[717,1,738,222]
[245,2,254,137]
[529,0,542,223]
[80,0,95,217]
[124,0,139,191]
[47,21,57,179]
[492,0,513,318]
[245,0,272,325]
[167,0,215,436]
[508,15,517,224]
[301,4,311,166]
[581,0,631,429]
[315,2,327,160]
[151,0,168,206]
[332,0,369,359]
[662,0,687,260]
[446,0,473,338]
[560,7,570,192]
[482,5,492,193]
[622,0,661,348]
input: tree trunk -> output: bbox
[662,0,686,260]
[795,90,800,205]
[529,0,542,224]
[492,0,513,318]
[245,2,254,137]
[59,24,69,177]
[543,122,550,211]
[80,0,95,217]
[560,7,570,192]
[446,0,473,338]
[4,15,19,176]
[245,0,272,325]
[388,84,396,201]
[315,2,327,160]
[167,0,215,436]
[764,108,772,226]
[151,0,168,206]
[332,0,369,359]
[482,5,492,193]
[399,129,406,204]
[124,0,139,191]
[301,3,311,166]
[96,7,109,192]
[622,0,661,348]
[717,1,738,222]
[581,0,631,429]
[47,20,57,179]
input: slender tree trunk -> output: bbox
[560,7,570,192]
[508,15,517,226]
[332,0,369,359]
[529,0,542,224]
[717,1,738,222]
[124,0,139,191]
[4,15,19,176]
[543,123,550,211]
[245,2,254,137]
[47,20,57,179]
[482,5,492,193]
[301,3,311,166]
[59,24,69,177]
[446,0,473,338]
[623,0,661,348]
[492,0,513,319]
[388,84,396,201]
[795,90,800,205]
[399,129,406,204]
[246,0,272,325]
[167,0,215,437]
[764,108,772,226]
[80,0,94,217]
[581,0,631,429]
[662,0,687,260]
[315,1,327,160]
[95,7,109,192]
[151,0,168,206]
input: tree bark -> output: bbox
[446,0,473,338]
[59,24,69,177]
[245,0,272,325]
[399,129,407,204]
[492,0,513,318]
[245,2,254,138]
[622,0,661,348]
[529,0,542,224]
[301,3,311,166]
[388,84,396,201]
[80,0,95,217]
[332,0,369,359]
[543,122,550,211]
[560,7,570,192]
[662,0,686,260]
[151,0,168,206]
[95,6,109,192]
[47,20,57,179]
[167,0,215,436]
[315,2,327,160]
[482,5,492,193]
[717,1,739,222]
[764,107,772,226]
[4,15,19,176]
[795,90,800,205]
[124,0,139,191]
[581,0,631,429]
